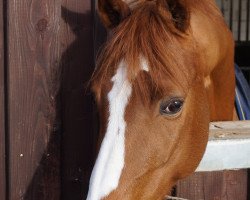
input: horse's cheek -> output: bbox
[172,81,210,179]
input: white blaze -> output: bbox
[86,61,132,200]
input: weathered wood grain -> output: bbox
[60,1,97,199]
[0,0,5,199]
[177,170,248,200]
[7,0,61,199]
[209,121,250,141]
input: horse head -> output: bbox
[87,0,234,199]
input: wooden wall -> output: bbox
[8,0,61,199]
[1,0,103,199]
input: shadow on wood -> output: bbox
[24,6,104,200]
[60,7,95,200]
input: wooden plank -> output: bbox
[197,139,250,171]
[197,121,250,171]
[0,0,5,198]
[60,1,96,199]
[209,121,250,132]
[177,170,248,200]
[7,0,61,199]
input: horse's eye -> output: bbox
[160,98,184,116]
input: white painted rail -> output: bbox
[196,120,250,172]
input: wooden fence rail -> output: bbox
[198,121,250,172]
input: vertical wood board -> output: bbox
[7,0,62,199]
[0,0,5,198]
[60,1,96,199]
[177,170,248,200]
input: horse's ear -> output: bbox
[98,0,130,29]
[160,0,190,32]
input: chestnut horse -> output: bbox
[87,0,235,199]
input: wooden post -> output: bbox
[7,0,61,199]
[60,1,97,199]
[0,0,5,198]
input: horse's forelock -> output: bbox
[92,1,196,102]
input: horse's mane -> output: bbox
[92,0,222,103]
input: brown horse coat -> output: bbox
[87,0,235,199]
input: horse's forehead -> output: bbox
[99,59,185,100]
